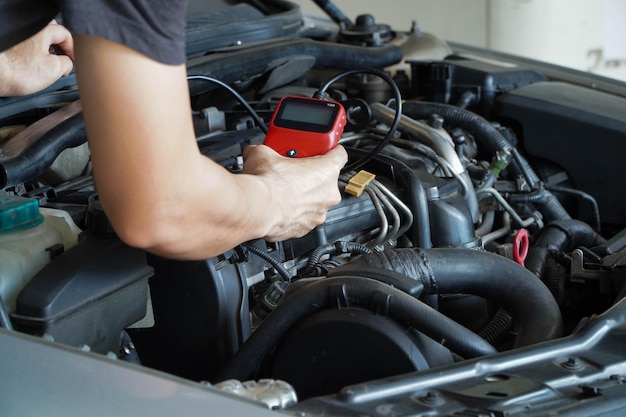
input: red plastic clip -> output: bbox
[513,228,529,266]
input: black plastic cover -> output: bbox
[12,236,152,354]
[495,81,626,227]
[127,251,253,382]
[409,56,547,117]
[185,2,302,58]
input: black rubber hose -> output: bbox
[0,87,79,120]
[217,275,496,382]
[539,189,572,222]
[332,247,563,347]
[546,184,601,232]
[187,38,403,95]
[525,219,606,279]
[0,110,86,188]
[401,101,523,173]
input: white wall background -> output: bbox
[298,0,626,81]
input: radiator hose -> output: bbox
[525,219,606,279]
[332,247,563,347]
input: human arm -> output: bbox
[0,21,74,96]
[73,35,347,260]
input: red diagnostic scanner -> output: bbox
[264,96,346,158]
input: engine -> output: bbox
[2,1,626,411]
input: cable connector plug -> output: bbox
[345,170,376,197]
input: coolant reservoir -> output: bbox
[0,195,82,312]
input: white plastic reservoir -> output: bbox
[0,195,82,312]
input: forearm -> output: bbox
[111,156,281,260]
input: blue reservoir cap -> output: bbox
[0,195,44,234]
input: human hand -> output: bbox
[242,144,348,242]
[0,21,74,97]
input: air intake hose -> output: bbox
[330,247,563,347]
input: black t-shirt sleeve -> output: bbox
[0,0,57,52]
[61,0,188,65]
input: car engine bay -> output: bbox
[3,1,626,416]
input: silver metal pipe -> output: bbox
[371,102,479,223]
[371,102,464,174]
